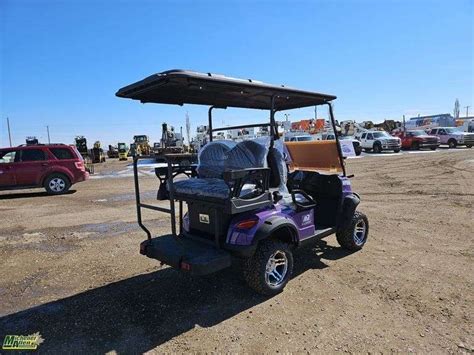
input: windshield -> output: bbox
[445,128,462,133]
[373,132,390,138]
[409,130,426,136]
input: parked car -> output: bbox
[313,133,362,156]
[357,131,401,153]
[395,130,439,150]
[284,134,314,142]
[428,127,474,148]
[0,144,89,194]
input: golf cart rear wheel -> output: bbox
[243,240,293,295]
[336,211,369,251]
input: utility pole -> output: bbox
[465,106,471,118]
[314,106,317,119]
[46,125,51,144]
[6,117,12,147]
[403,115,406,133]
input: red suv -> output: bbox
[0,144,89,194]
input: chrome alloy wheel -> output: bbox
[265,250,288,288]
[49,177,66,192]
[353,218,367,246]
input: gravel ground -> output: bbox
[0,149,473,353]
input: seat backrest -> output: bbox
[225,140,268,171]
[197,141,236,178]
[198,139,269,179]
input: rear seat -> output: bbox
[170,139,268,202]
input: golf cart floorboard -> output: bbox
[141,234,232,275]
[300,226,336,246]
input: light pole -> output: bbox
[46,126,51,144]
[465,106,471,118]
[7,117,12,147]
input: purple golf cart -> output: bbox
[116,70,368,295]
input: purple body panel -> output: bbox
[225,175,353,246]
[182,175,353,247]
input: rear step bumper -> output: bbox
[140,235,232,275]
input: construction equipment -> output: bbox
[25,136,39,145]
[107,145,119,158]
[153,123,196,165]
[132,135,151,156]
[74,136,94,173]
[153,123,186,156]
[118,142,129,160]
[91,141,106,163]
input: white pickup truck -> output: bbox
[428,127,474,148]
[357,131,401,153]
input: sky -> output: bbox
[1,0,473,147]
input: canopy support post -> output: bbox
[326,102,346,177]
[208,106,215,142]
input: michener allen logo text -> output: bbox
[2,333,44,350]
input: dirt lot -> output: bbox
[0,149,473,353]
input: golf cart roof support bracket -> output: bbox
[269,95,279,147]
[208,105,227,142]
[167,158,177,236]
[325,102,346,177]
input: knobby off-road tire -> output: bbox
[242,240,294,296]
[336,211,369,251]
[44,173,71,195]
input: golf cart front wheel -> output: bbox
[336,211,369,251]
[243,240,293,295]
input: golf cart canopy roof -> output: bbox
[116,70,336,111]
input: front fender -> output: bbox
[337,193,360,231]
